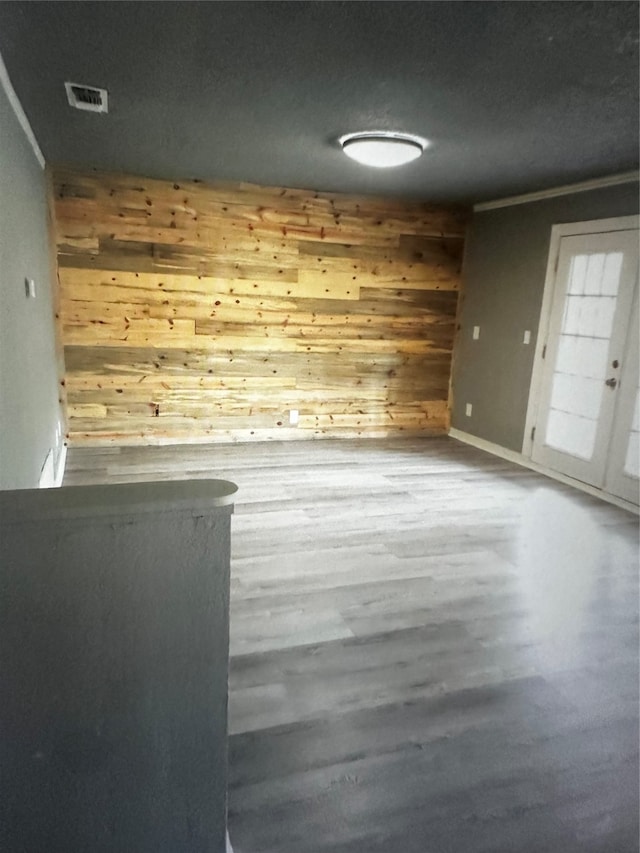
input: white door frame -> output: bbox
[522,214,640,460]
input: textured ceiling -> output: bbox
[0,1,637,203]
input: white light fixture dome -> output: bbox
[339,131,428,168]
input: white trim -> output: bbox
[38,449,56,489]
[38,443,67,489]
[533,215,640,238]
[474,172,639,212]
[522,215,640,459]
[449,427,639,515]
[0,48,45,168]
[54,443,67,488]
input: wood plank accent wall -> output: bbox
[52,168,467,445]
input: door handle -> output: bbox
[605,377,618,388]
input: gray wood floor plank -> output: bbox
[64,436,640,852]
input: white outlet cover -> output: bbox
[472,326,480,340]
[25,278,36,298]
[465,403,473,417]
[523,330,531,345]
[289,409,299,425]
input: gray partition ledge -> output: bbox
[0,477,238,522]
[0,478,237,853]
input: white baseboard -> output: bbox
[449,427,639,515]
[38,448,56,488]
[38,442,67,489]
[54,442,67,487]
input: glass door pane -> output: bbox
[543,252,621,460]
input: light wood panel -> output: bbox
[53,168,467,445]
[63,437,640,853]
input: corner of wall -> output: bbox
[0,45,64,489]
[0,48,45,170]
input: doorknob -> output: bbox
[605,377,618,388]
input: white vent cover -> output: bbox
[64,81,108,113]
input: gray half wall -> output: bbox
[0,479,236,853]
[451,181,640,452]
[0,69,61,489]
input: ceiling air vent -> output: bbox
[64,82,108,113]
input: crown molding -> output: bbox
[474,171,639,212]
[0,48,45,169]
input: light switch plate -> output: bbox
[465,403,473,417]
[523,330,531,345]
[472,326,480,340]
[25,278,36,298]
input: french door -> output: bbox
[528,219,639,504]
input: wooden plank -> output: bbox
[62,346,450,381]
[54,168,467,444]
[59,267,359,303]
[64,375,298,393]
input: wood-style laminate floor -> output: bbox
[64,436,640,853]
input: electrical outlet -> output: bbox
[465,403,473,417]
[472,326,480,340]
[523,330,531,345]
[289,409,299,426]
[25,278,36,298]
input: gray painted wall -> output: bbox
[0,76,61,489]
[451,181,640,451]
[0,479,235,853]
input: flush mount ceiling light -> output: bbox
[339,131,428,168]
